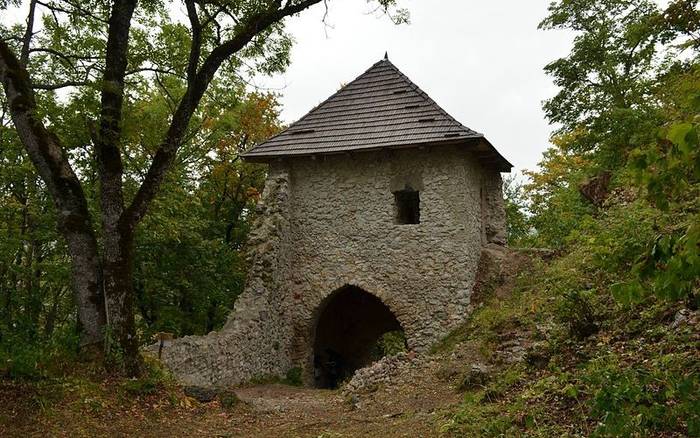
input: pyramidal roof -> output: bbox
[242,57,512,171]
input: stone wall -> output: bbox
[285,146,489,376]
[481,170,507,245]
[157,166,295,387]
[158,145,507,388]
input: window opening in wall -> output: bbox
[393,186,420,224]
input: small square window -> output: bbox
[394,188,420,224]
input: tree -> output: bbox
[0,0,406,375]
[539,0,668,167]
[132,89,280,338]
[532,0,699,304]
[0,109,73,343]
[501,174,532,246]
[0,74,283,372]
[529,0,699,247]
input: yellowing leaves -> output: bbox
[245,187,260,201]
[179,395,195,409]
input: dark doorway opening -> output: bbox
[313,286,405,389]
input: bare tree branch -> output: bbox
[36,0,109,24]
[29,47,100,62]
[123,0,323,226]
[20,0,38,66]
[32,80,90,90]
[29,47,76,68]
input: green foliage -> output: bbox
[1,84,278,359]
[442,246,699,436]
[456,367,489,392]
[218,389,240,410]
[0,117,73,345]
[502,174,532,246]
[0,326,80,380]
[528,0,699,307]
[127,90,277,338]
[556,289,599,339]
[367,330,409,364]
[524,133,595,249]
[284,367,303,386]
[611,94,700,305]
[122,357,173,396]
[1,0,409,375]
[376,330,408,357]
[445,16,700,417]
[102,325,125,371]
[122,376,159,396]
[539,0,667,165]
[584,354,700,437]
[611,219,700,304]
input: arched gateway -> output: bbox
[158,57,511,389]
[312,285,404,388]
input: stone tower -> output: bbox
[160,57,512,388]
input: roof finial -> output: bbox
[384,51,389,61]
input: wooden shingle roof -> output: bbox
[242,57,512,172]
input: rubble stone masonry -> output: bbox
[159,145,506,387]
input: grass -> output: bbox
[437,249,700,437]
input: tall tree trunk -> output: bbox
[94,0,139,375]
[64,230,105,347]
[2,0,323,373]
[102,224,139,375]
[0,39,107,349]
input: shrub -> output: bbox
[584,355,700,437]
[218,390,240,410]
[283,367,302,386]
[503,174,533,246]
[0,326,80,380]
[379,330,407,356]
[556,290,599,339]
[0,344,45,380]
[457,365,490,392]
[370,330,408,360]
[122,356,173,396]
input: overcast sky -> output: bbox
[5,0,575,174]
[255,0,576,174]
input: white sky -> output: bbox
[4,0,576,173]
[254,0,576,174]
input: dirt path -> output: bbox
[0,372,458,438]
[223,358,460,437]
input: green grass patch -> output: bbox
[439,241,699,437]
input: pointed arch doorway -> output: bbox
[312,285,405,388]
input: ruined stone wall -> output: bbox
[481,170,507,245]
[158,145,507,388]
[157,165,295,387]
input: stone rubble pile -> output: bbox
[342,352,425,396]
